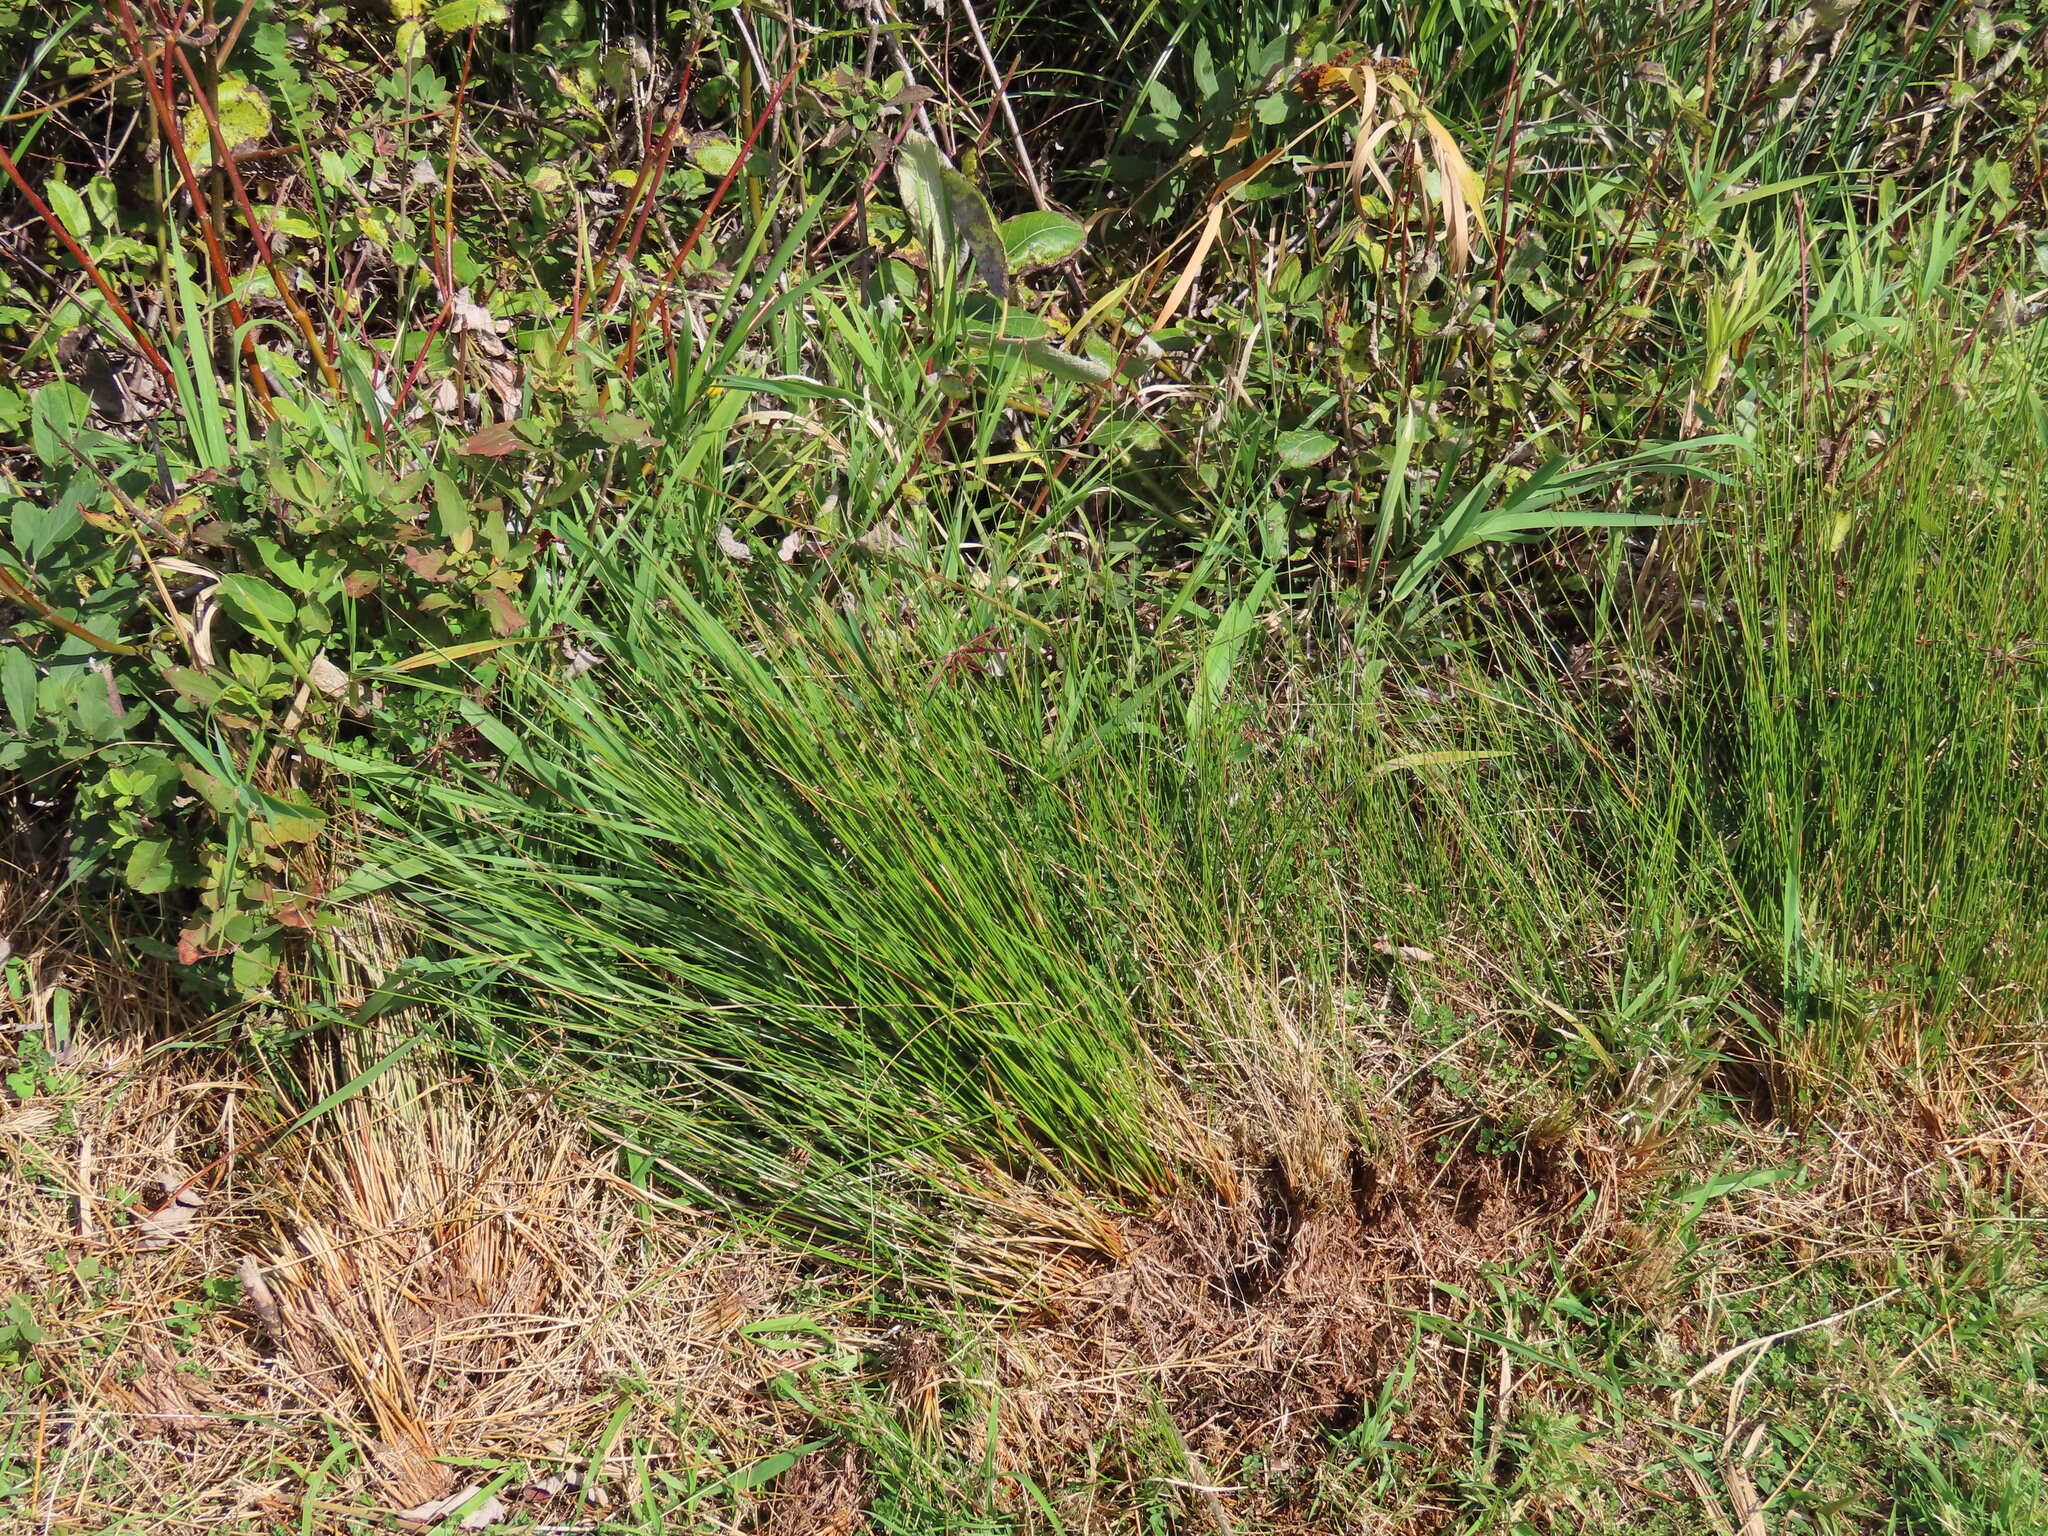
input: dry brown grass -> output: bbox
[6,861,2047,1534]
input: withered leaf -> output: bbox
[478,588,525,636]
[458,422,524,457]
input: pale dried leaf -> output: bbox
[237,1253,286,1347]
[448,290,504,335]
[135,1185,204,1248]
[716,525,752,562]
[448,289,509,356]
[308,652,350,699]
[398,1486,506,1530]
[1372,938,1437,965]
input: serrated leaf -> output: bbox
[182,75,271,172]
[1000,211,1085,271]
[1276,429,1340,470]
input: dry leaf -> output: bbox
[856,523,911,554]
[308,652,350,698]
[398,1487,507,1530]
[273,903,316,932]
[716,525,752,562]
[458,422,524,457]
[448,289,503,335]
[135,1183,204,1248]
[402,549,453,583]
[561,637,601,677]
[237,1254,286,1348]
[478,588,526,636]
[1372,938,1437,964]
[448,289,509,357]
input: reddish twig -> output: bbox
[171,44,339,392]
[102,0,274,408]
[0,145,178,384]
[617,52,803,378]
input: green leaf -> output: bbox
[182,75,271,172]
[701,1443,830,1499]
[693,139,740,177]
[432,0,508,28]
[895,137,1007,295]
[940,169,1008,297]
[1368,749,1510,780]
[1000,211,1085,271]
[1673,1166,1797,1226]
[1276,429,1340,471]
[12,499,83,564]
[231,934,284,993]
[1965,6,1996,62]
[1016,341,1113,385]
[29,383,90,470]
[215,574,297,631]
[123,838,175,895]
[894,135,956,281]
[0,648,36,733]
[44,179,90,237]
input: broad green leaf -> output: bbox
[1000,211,1085,271]
[940,169,1008,297]
[13,498,83,564]
[1276,429,1339,470]
[0,648,36,732]
[123,838,175,894]
[694,139,740,177]
[894,135,956,282]
[232,934,284,992]
[29,383,90,470]
[182,75,271,171]
[215,574,297,630]
[44,179,90,237]
[433,0,508,28]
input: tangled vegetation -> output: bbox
[3,2,2048,1531]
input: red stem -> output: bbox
[0,145,178,384]
[617,53,802,378]
[103,0,273,407]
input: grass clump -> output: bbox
[3,0,2048,1529]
